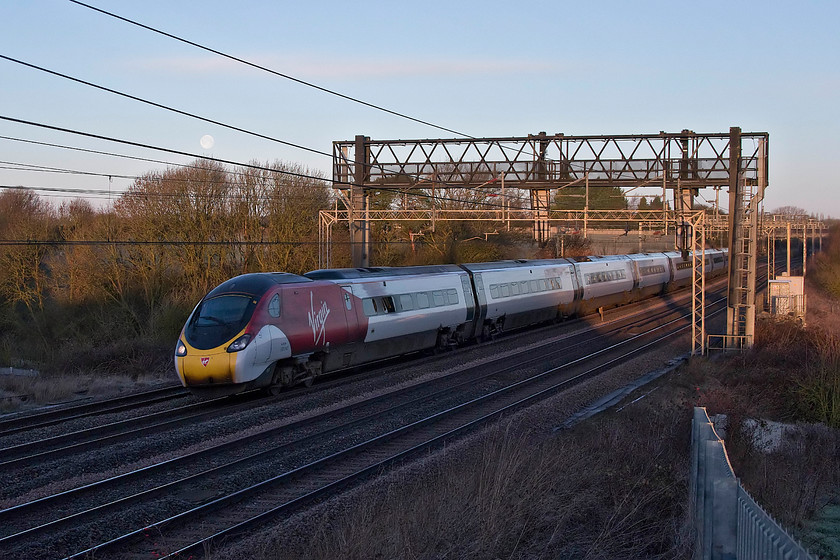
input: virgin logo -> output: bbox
[201,357,210,367]
[308,291,331,346]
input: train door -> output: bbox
[339,284,364,367]
[470,272,488,325]
[571,264,585,302]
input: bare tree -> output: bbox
[0,189,54,314]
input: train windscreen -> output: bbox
[185,295,257,350]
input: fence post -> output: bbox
[691,408,709,558]
[704,439,738,559]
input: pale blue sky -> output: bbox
[1,0,838,215]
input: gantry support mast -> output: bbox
[723,128,767,349]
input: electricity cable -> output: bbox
[0,54,329,158]
[0,239,415,247]
[0,55,520,203]
[0,116,513,208]
[68,0,473,139]
[0,135,327,186]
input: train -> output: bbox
[174,249,728,397]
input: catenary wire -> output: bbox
[68,0,474,139]
[0,56,522,203]
[0,136,327,184]
[0,239,416,247]
[0,116,515,209]
[0,54,329,158]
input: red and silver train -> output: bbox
[174,250,727,396]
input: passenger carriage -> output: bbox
[573,255,637,315]
[459,259,577,338]
[305,265,476,357]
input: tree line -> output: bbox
[0,159,548,374]
[0,160,331,373]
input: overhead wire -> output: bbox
[0,7,571,249]
[0,135,329,189]
[0,54,329,159]
[0,55,520,204]
[0,116,516,209]
[68,0,474,139]
[0,160,137,180]
[0,239,416,247]
[63,1,551,187]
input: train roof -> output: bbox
[207,272,312,298]
[460,258,573,271]
[305,265,464,280]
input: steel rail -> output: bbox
[0,293,718,551]
[0,391,264,468]
[169,312,723,560]
[68,303,724,559]
[0,385,186,436]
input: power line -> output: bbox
[0,184,336,205]
[0,239,415,247]
[0,57,521,204]
[8,8,551,203]
[1,134,218,169]
[0,54,330,158]
[0,135,327,185]
[0,115,332,183]
[0,160,136,180]
[0,160,314,188]
[0,118,513,209]
[68,0,473,139]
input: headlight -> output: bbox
[227,334,252,353]
[175,340,188,357]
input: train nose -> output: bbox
[180,350,235,386]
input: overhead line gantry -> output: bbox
[331,128,769,353]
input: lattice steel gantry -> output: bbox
[330,129,769,353]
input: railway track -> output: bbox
[0,287,725,559]
[0,384,187,438]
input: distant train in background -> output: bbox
[174,249,728,397]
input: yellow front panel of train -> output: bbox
[179,350,234,386]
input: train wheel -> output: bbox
[480,324,494,343]
[266,384,283,396]
[434,332,452,354]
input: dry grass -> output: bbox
[0,371,165,413]
[672,293,840,555]
[226,401,694,560]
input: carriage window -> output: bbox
[268,293,281,317]
[399,294,414,311]
[363,298,377,316]
[382,296,395,313]
[433,290,446,307]
[500,284,510,297]
[530,280,538,292]
[510,283,520,295]
[446,288,459,304]
[417,292,430,308]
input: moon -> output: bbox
[200,135,215,150]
